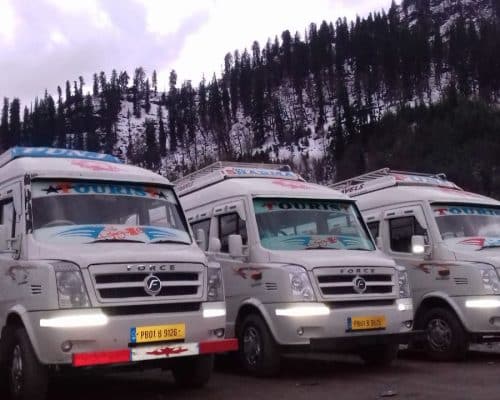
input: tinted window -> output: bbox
[218,213,247,252]
[191,219,211,251]
[367,221,380,239]
[389,216,426,253]
[1,200,15,237]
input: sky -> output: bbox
[0,0,392,108]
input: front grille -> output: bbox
[103,302,201,316]
[314,267,395,299]
[327,300,395,309]
[89,263,204,303]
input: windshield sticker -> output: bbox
[264,235,363,250]
[254,199,350,214]
[271,180,313,190]
[433,206,500,217]
[33,182,171,201]
[34,225,190,244]
[71,159,122,172]
[223,167,299,179]
[459,237,500,248]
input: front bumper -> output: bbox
[263,299,414,346]
[454,295,500,338]
[25,302,237,366]
[310,331,419,351]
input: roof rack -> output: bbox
[0,147,122,168]
[330,168,461,197]
[174,161,303,196]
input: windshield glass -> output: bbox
[432,204,500,247]
[31,180,191,244]
[253,198,374,251]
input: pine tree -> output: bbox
[145,79,151,114]
[0,98,9,151]
[144,119,160,170]
[8,98,20,148]
[157,106,166,157]
[93,73,99,96]
[152,70,158,95]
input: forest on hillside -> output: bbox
[0,0,499,196]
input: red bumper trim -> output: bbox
[73,349,130,367]
[199,338,239,354]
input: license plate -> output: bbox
[130,323,185,344]
[348,316,386,331]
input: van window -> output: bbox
[1,200,15,238]
[389,216,426,253]
[218,213,247,252]
[191,219,211,251]
[367,221,380,239]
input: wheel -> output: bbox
[421,307,468,361]
[172,355,213,388]
[359,343,398,366]
[238,314,280,377]
[6,327,48,400]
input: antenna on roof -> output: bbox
[174,161,303,197]
[330,168,460,197]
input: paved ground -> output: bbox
[47,349,500,400]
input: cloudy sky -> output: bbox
[0,0,392,107]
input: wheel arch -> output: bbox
[414,292,468,331]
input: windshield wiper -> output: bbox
[305,246,338,250]
[90,239,145,243]
[149,239,190,245]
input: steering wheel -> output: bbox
[42,219,76,228]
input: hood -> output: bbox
[444,237,500,268]
[267,249,395,270]
[27,239,207,268]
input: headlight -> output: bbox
[285,265,315,301]
[207,266,224,302]
[53,262,90,308]
[397,268,411,299]
[479,266,500,293]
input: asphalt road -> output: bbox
[47,350,500,400]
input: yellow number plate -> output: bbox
[348,316,386,331]
[130,323,186,344]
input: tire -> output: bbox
[5,326,48,400]
[238,314,280,377]
[359,343,398,366]
[421,307,468,361]
[172,355,213,388]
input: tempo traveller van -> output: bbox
[175,162,415,376]
[332,168,500,361]
[0,147,236,400]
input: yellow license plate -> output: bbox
[348,316,386,331]
[130,323,185,344]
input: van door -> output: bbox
[0,182,24,330]
[382,204,433,301]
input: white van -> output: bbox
[0,147,236,400]
[175,162,415,376]
[332,168,500,361]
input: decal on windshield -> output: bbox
[254,199,349,214]
[71,159,122,172]
[266,235,362,249]
[41,225,189,243]
[33,181,171,201]
[433,206,500,217]
[459,237,500,248]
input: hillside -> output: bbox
[0,0,499,196]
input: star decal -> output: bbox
[43,186,61,194]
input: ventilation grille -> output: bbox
[454,277,468,285]
[31,285,42,295]
[264,282,278,291]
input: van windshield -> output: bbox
[30,180,191,244]
[432,204,500,248]
[253,198,374,251]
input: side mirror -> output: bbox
[195,228,207,250]
[228,234,243,257]
[208,237,221,253]
[411,235,429,255]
